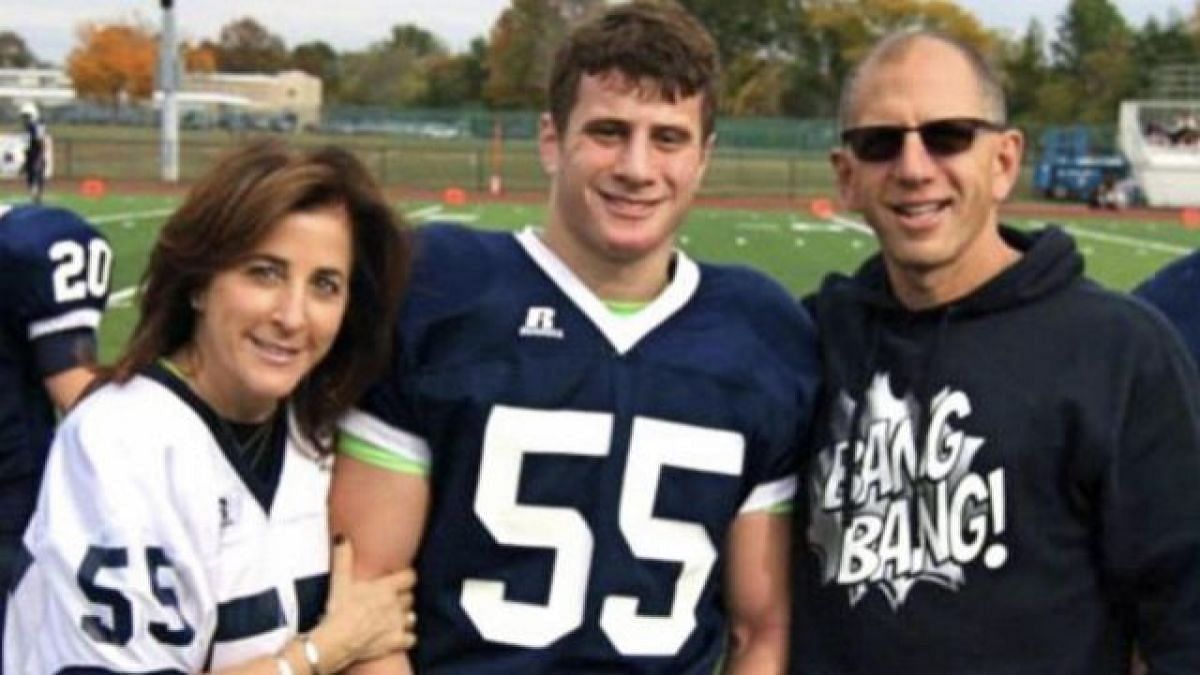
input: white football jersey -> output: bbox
[4,366,331,673]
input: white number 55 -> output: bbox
[461,405,744,656]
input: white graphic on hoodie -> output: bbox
[808,373,1008,610]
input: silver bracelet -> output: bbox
[301,634,323,675]
[275,656,296,675]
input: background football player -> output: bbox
[0,202,109,663]
[18,103,47,204]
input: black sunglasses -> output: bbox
[840,118,1007,162]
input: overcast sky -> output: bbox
[8,0,1193,66]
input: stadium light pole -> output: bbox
[159,0,180,182]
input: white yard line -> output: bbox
[90,209,173,310]
[812,215,1185,255]
[799,215,873,236]
[89,208,174,224]
[405,205,443,220]
[431,212,479,222]
[829,214,875,236]
[735,222,782,232]
[735,217,875,235]
[1057,223,1192,256]
[404,204,479,223]
[107,286,137,309]
[790,219,874,235]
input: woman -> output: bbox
[4,140,414,674]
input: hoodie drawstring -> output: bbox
[840,313,882,527]
[906,307,954,543]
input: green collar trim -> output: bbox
[604,300,648,317]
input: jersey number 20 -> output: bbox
[462,405,744,656]
[50,238,112,303]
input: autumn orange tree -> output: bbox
[68,21,157,105]
[183,42,217,73]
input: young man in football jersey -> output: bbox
[1135,251,1200,366]
[791,29,1200,673]
[5,141,417,674]
[331,3,819,673]
[0,203,110,661]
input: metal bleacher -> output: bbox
[1118,100,1200,207]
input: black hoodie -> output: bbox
[792,226,1200,674]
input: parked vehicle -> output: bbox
[1033,126,1131,202]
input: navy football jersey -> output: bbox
[1135,249,1200,367]
[341,224,819,673]
[0,204,111,538]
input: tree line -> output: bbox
[3,0,1200,125]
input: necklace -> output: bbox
[225,412,278,472]
[155,357,282,478]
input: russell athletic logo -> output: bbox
[217,492,243,531]
[519,306,564,339]
[807,373,1009,610]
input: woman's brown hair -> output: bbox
[107,139,410,453]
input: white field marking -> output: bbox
[404,204,480,223]
[808,214,1183,256]
[81,208,165,312]
[792,220,849,234]
[108,286,137,309]
[1064,225,1191,256]
[89,208,174,224]
[405,205,442,220]
[791,216,874,236]
[790,221,844,233]
[1027,221,1191,256]
[829,214,875,235]
[431,211,479,223]
[735,221,781,232]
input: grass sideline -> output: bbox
[1,190,1192,362]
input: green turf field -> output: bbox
[3,190,1194,362]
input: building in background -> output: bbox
[0,67,322,130]
[178,70,322,129]
[0,69,74,112]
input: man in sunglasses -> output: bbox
[791,29,1200,674]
